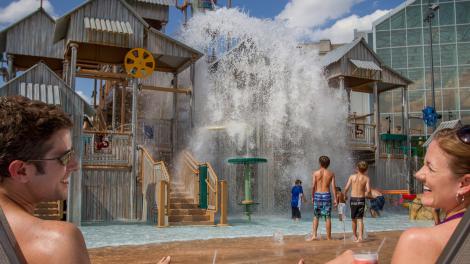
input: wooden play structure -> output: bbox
[317,38,419,192]
[0,0,227,227]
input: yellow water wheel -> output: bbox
[124,48,155,79]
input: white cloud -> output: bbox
[276,0,363,28]
[76,90,92,105]
[310,9,390,43]
[0,0,55,25]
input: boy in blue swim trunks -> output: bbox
[308,156,337,240]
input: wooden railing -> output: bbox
[139,146,170,227]
[81,130,132,167]
[348,122,375,150]
[181,150,200,204]
[180,150,219,213]
[205,162,218,212]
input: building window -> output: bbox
[379,91,393,113]
[456,25,470,42]
[409,90,425,112]
[377,48,391,66]
[391,30,407,47]
[376,31,390,48]
[439,3,455,26]
[441,67,458,88]
[457,43,470,65]
[440,44,457,66]
[456,2,470,24]
[460,88,470,110]
[458,66,470,87]
[406,5,422,28]
[392,48,407,68]
[408,68,425,90]
[442,89,459,110]
[391,9,406,29]
[440,26,456,43]
[376,19,390,31]
[407,28,423,45]
[408,46,424,68]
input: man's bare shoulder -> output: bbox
[26,220,90,264]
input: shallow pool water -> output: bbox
[80,209,433,249]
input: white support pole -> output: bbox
[172,73,178,156]
[62,59,69,84]
[403,86,413,193]
[130,78,138,219]
[373,82,380,177]
[69,43,79,90]
[6,54,14,81]
[112,65,118,131]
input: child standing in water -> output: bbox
[291,179,306,221]
[335,187,347,221]
[344,161,371,242]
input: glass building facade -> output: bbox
[372,0,470,135]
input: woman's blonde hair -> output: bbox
[433,127,470,177]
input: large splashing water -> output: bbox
[177,8,353,213]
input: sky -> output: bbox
[0,0,405,101]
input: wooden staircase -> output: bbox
[169,182,213,226]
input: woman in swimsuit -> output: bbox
[323,125,470,264]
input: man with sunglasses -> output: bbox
[0,96,90,263]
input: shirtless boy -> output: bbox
[308,156,337,240]
[344,160,371,242]
[335,187,347,221]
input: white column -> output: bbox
[172,73,178,155]
[112,65,118,131]
[130,78,138,219]
[7,54,14,81]
[62,59,69,84]
[403,86,413,193]
[373,82,380,177]
[69,43,79,90]
[339,76,351,113]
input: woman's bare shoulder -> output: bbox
[391,226,444,264]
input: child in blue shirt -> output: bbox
[291,179,306,221]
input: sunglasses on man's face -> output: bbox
[27,148,75,166]
[457,125,470,145]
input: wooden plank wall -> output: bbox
[81,168,137,224]
[128,1,169,22]
[67,0,144,48]
[342,44,381,80]
[147,29,194,58]
[6,10,64,59]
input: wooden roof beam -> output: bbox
[77,69,128,80]
[141,85,191,94]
